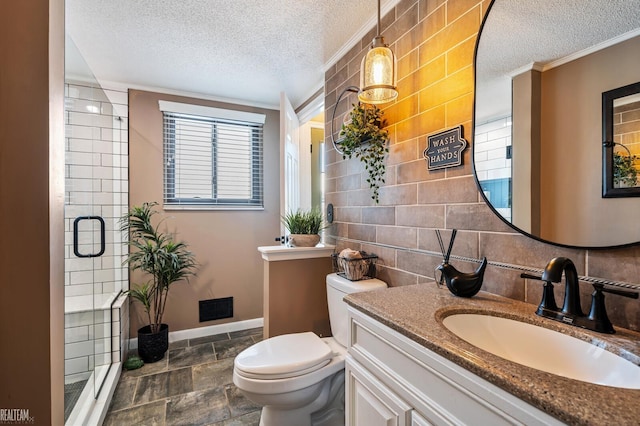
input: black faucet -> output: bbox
[521,257,638,334]
[541,257,583,317]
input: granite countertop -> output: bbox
[344,284,640,426]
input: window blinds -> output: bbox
[161,106,264,209]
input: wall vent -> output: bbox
[199,297,233,322]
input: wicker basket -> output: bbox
[332,252,378,281]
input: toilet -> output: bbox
[233,273,387,426]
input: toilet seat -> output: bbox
[234,332,334,380]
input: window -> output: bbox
[160,101,265,209]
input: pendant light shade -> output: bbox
[358,36,398,104]
[358,0,398,105]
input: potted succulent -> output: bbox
[282,208,325,247]
[120,202,197,363]
[338,103,389,203]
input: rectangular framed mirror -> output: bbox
[602,81,640,197]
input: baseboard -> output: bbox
[128,317,264,350]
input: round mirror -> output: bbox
[473,0,640,248]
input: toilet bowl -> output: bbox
[233,273,387,426]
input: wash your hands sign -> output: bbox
[423,125,467,170]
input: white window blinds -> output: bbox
[160,102,264,209]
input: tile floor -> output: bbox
[104,328,263,426]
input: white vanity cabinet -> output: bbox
[346,307,563,426]
[347,359,413,425]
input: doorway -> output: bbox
[281,93,325,228]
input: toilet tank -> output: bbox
[326,273,387,347]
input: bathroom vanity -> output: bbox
[345,285,640,425]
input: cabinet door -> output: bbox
[347,360,412,426]
[410,411,432,426]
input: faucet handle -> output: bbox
[587,284,638,334]
[520,273,559,314]
[520,273,542,280]
[599,285,639,299]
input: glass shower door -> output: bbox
[63,34,127,423]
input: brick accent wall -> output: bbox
[324,0,640,331]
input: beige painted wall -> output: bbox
[128,90,280,336]
[263,257,333,338]
[311,127,324,210]
[512,69,541,236]
[325,0,640,331]
[0,0,65,423]
[540,36,640,246]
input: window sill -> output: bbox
[163,204,265,211]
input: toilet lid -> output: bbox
[234,332,334,379]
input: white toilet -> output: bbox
[233,273,387,426]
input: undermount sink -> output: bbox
[442,313,640,389]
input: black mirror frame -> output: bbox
[472,0,639,250]
[602,81,640,198]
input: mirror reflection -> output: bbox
[473,0,640,248]
[603,82,640,195]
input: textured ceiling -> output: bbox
[66,0,399,109]
[476,0,640,121]
[66,1,639,113]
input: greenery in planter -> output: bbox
[613,151,639,187]
[282,207,325,234]
[338,103,389,203]
[121,202,197,334]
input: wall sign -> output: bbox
[423,125,467,170]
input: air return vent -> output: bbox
[199,297,233,322]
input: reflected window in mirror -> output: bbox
[603,81,640,197]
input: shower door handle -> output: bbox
[73,216,106,258]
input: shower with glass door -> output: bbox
[63,35,129,424]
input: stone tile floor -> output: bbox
[104,328,263,426]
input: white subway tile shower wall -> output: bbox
[474,117,512,182]
[64,82,129,382]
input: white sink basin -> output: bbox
[442,313,640,389]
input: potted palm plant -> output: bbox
[282,208,325,247]
[121,202,197,363]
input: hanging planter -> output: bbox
[613,151,640,187]
[338,103,389,203]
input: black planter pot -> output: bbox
[137,324,169,363]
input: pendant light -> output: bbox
[358,0,398,104]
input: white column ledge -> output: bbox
[258,245,336,261]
